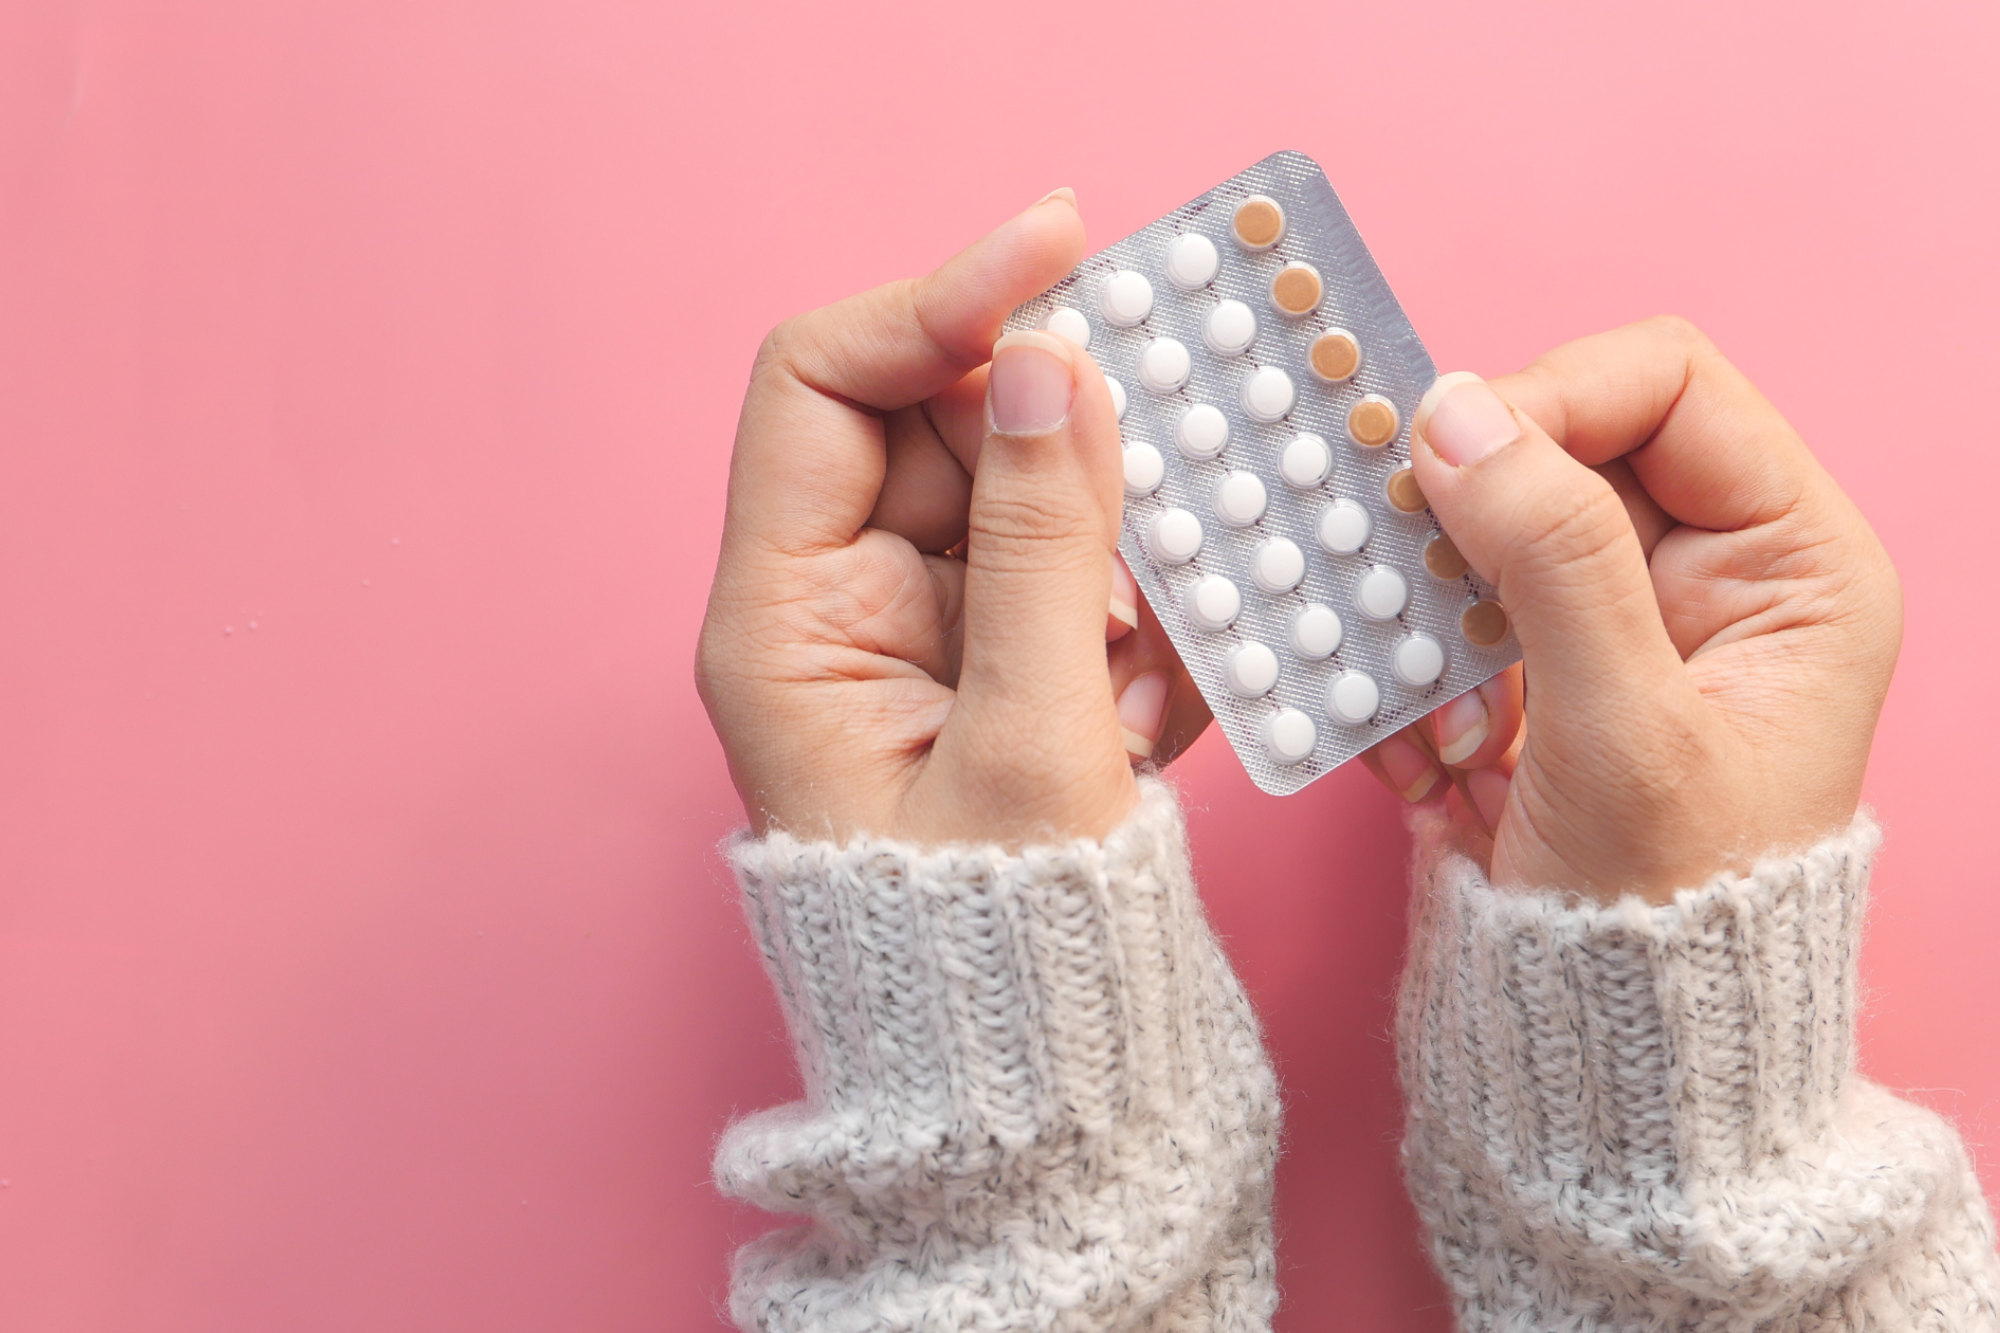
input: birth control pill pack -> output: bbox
[1006,150,1519,795]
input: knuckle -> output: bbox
[1641,312,1710,351]
[969,489,1097,555]
[1510,474,1633,579]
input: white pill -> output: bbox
[1223,641,1280,698]
[1240,365,1296,422]
[1138,337,1192,394]
[1327,670,1382,725]
[1262,708,1318,766]
[1147,507,1203,565]
[1213,470,1268,527]
[1279,432,1332,489]
[1316,498,1372,554]
[1100,269,1154,327]
[1203,300,1258,357]
[1393,633,1447,687]
[1251,537,1306,593]
[1043,306,1091,348]
[1354,564,1409,621]
[1107,376,1127,420]
[1289,603,1343,659]
[1174,403,1231,460]
[1123,442,1165,497]
[1165,232,1220,290]
[1184,574,1241,631]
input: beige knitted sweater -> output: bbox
[715,781,2000,1330]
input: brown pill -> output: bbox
[1232,195,1285,250]
[1386,467,1428,514]
[1309,330,1360,382]
[1270,262,1322,316]
[1424,532,1468,580]
[1348,395,1399,448]
[1461,600,1510,647]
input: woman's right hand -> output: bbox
[1361,318,1902,903]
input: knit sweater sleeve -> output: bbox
[1397,810,2000,1332]
[712,779,1281,1333]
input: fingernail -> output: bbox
[1413,371,1521,467]
[1432,691,1490,766]
[1378,735,1441,803]
[1035,186,1077,208]
[1109,553,1139,631]
[988,331,1074,435]
[1116,672,1170,759]
[1467,767,1510,830]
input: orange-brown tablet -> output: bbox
[1309,329,1361,382]
[1386,467,1427,514]
[1347,394,1399,448]
[1232,195,1285,250]
[1461,600,1510,646]
[1423,532,1468,580]
[1270,262,1322,316]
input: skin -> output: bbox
[697,194,1901,903]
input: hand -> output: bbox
[696,191,1208,846]
[1359,318,1901,903]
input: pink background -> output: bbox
[1,0,1995,1327]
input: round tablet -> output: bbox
[1423,532,1467,580]
[1232,195,1285,250]
[1289,603,1343,659]
[1203,300,1257,357]
[1147,508,1203,565]
[1174,403,1230,460]
[1164,233,1220,291]
[1354,564,1409,621]
[1386,467,1428,515]
[1138,337,1192,395]
[1251,537,1306,593]
[1279,433,1332,489]
[1213,470,1268,527]
[1262,708,1317,766]
[1270,262,1323,317]
[1316,498,1372,555]
[1223,642,1280,698]
[1309,330,1361,383]
[1327,670,1381,725]
[1393,633,1446,688]
[1122,442,1165,497]
[1241,366,1296,423]
[1099,270,1154,328]
[1043,306,1091,348]
[1461,599,1510,647]
[1348,394,1400,448]
[1184,574,1241,632]
[1106,376,1127,421]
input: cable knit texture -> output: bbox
[1399,810,2000,1332]
[715,780,1281,1332]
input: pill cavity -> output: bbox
[1139,337,1192,394]
[1251,537,1306,593]
[1185,574,1242,631]
[1262,708,1318,766]
[1289,603,1343,659]
[1240,366,1296,422]
[1203,300,1258,357]
[1423,532,1467,580]
[1327,670,1381,725]
[1107,376,1127,420]
[1309,330,1361,383]
[1270,262,1323,316]
[1100,270,1154,327]
[1214,470,1268,527]
[1279,432,1332,489]
[1355,564,1408,621]
[1461,599,1510,646]
[1165,233,1220,290]
[1123,442,1165,497]
[1175,403,1231,459]
[1224,641,1280,698]
[1316,498,1372,554]
[1233,195,1285,250]
[1393,633,1446,687]
[1348,394,1400,448]
[1043,306,1091,347]
[1148,508,1204,564]
[1386,467,1428,515]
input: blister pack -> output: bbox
[1006,150,1519,795]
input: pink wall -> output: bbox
[0,0,1994,1327]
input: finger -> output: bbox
[1107,587,1205,761]
[1428,666,1524,771]
[1359,725,1446,805]
[1593,458,1674,560]
[1107,551,1139,642]
[728,190,1086,554]
[920,553,967,688]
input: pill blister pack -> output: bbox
[1006,150,1519,795]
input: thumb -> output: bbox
[1410,371,1690,728]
